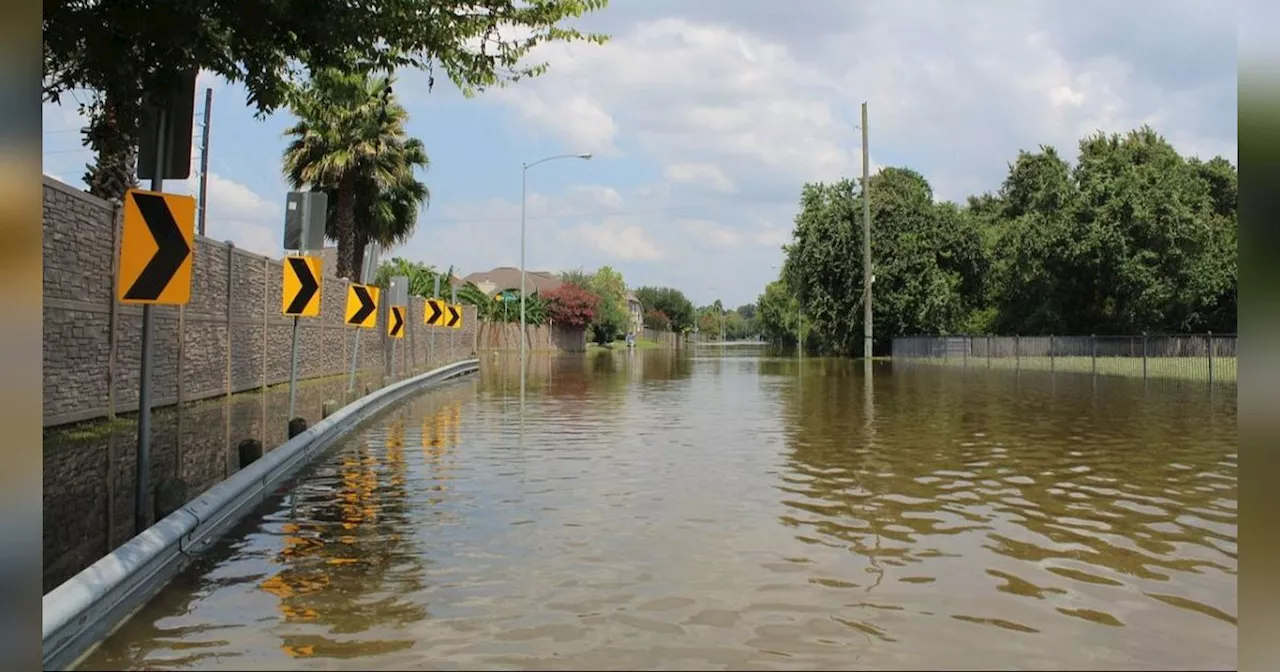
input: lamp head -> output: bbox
[577,153,593,160]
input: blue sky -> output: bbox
[41,0,1238,309]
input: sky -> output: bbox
[40,0,1238,309]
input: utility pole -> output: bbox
[196,87,212,237]
[861,101,873,360]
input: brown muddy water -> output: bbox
[79,348,1236,670]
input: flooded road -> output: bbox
[81,349,1237,670]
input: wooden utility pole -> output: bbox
[196,88,212,237]
[861,102,873,360]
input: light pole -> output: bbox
[520,152,592,386]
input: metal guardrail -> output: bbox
[41,358,481,671]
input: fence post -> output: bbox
[986,334,991,368]
[1142,332,1149,380]
[1015,334,1020,370]
[1207,331,1214,384]
[1091,334,1097,376]
[963,335,968,368]
[1049,334,1055,372]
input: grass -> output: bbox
[897,355,1237,383]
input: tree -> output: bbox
[374,258,439,297]
[544,284,600,328]
[756,278,804,348]
[697,304,725,340]
[643,308,671,331]
[282,69,428,279]
[723,310,749,340]
[588,266,628,344]
[345,155,430,279]
[633,286,696,332]
[43,0,610,201]
[766,123,1236,354]
[559,267,592,290]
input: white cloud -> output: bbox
[567,218,663,261]
[683,219,742,248]
[663,163,736,193]
[163,173,282,258]
[40,2,1237,309]
[752,223,791,248]
[450,1,1234,306]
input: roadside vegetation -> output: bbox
[758,126,1237,357]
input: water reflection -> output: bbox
[776,361,1235,655]
[81,351,1235,670]
[42,369,397,592]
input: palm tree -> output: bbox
[81,91,140,202]
[374,257,439,297]
[349,153,429,276]
[281,68,428,279]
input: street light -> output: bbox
[520,152,592,382]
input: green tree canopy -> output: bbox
[282,69,428,279]
[588,266,628,343]
[761,124,1236,356]
[633,286,696,332]
[45,0,610,198]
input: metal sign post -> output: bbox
[127,69,198,535]
[283,192,327,421]
[450,284,458,361]
[431,275,441,366]
[135,107,166,536]
[349,243,379,395]
[388,275,409,380]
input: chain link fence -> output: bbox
[892,333,1237,384]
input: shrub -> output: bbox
[544,284,600,328]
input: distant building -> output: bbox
[461,266,564,297]
[626,291,644,334]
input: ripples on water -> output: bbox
[82,351,1236,671]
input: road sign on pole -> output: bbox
[118,190,195,304]
[347,243,380,396]
[449,286,458,357]
[388,276,409,378]
[283,191,328,252]
[425,299,445,325]
[388,306,406,338]
[282,256,322,316]
[345,285,379,328]
[131,75,197,536]
[137,69,197,181]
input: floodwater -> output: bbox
[80,348,1237,671]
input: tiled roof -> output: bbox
[461,266,564,295]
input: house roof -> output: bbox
[626,291,640,304]
[461,266,563,295]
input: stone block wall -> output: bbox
[42,175,481,591]
[42,176,478,427]
[476,322,588,352]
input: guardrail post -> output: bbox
[1142,332,1149,380]
[1207,331,1214,383]
[1091,334,1097,376]
[1049,334,1055,372]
